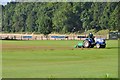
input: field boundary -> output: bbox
[0,33,108,40]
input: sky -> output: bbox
[0,0,13,5]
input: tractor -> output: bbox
[74,38,106,48]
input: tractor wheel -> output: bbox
[96,44,100,48]
[83,40,90,48]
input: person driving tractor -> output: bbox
[87,32,95,42]
[87,32,93,38]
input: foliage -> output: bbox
[2,2,119,34]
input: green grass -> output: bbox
[2,40,118,78]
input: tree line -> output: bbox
[1,2,119,35]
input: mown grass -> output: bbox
[2,40,118,78]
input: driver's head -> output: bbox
[89,32,92,34]
[89,32,93,37]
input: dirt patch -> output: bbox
[2,44,74,51]
[2,44,107,51]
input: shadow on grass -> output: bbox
[106,47,119,49]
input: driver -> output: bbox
[87,32,93,38]
[87,32,95,42]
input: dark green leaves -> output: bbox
[2,2,119,34]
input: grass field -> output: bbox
[2,40,118,78]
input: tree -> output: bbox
[2,2,119,33]
[37,10,52,35]
[109,4,119,30]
